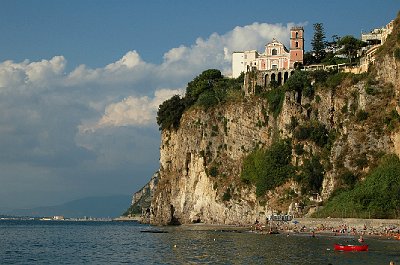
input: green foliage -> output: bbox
[156,95,185,130]
[394,48,400,60]
[284,71,311,92]
[325,72,349,89]
[341,103,348,114]
[263,87,285,118]
[354,153,368,169]
[310,70,329,84]
[286,116,299,132]
[337,35,367,63]
[294,143,305,155]
[157,69,244,131]
[196,89,219,109]
[208,166,218,177]
[384,109,400,130]
[340,170,357,189]
[185,69,223,106]
[311,23,326,63]
[316,154,400,218]
[303,51,316,65]
[365,85,376,95]
[293,121,329,147]
[241,139,294,197]
[222,187,232,201]
[296,155,325,194]
[356,110,369,122]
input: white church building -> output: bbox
[232,27,304,78]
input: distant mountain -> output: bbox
[5,195,131,218]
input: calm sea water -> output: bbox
[0,220,399,264]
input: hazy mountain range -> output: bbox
[1,195,131,218]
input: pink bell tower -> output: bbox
[289,27,304,68]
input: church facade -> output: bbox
[232,27,304,78]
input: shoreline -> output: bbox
[177,217,400,240]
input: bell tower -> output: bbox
[289,27,304,68]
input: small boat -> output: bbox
[334,244,368,251]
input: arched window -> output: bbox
[295,41,299,48]
[271,49,277,55]
[295,32,299,38]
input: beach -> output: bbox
[252,217,400,239]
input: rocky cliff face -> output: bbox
[130,16,400,225]
[147,77,395,225]
[152,99,273,225]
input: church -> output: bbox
[232,27,304,78]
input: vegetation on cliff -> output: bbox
[241,139,294,197]
[157,69,243,130]
[315,155,400,219]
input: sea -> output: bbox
[0,220,399,265]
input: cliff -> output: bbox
[129,15,400,225]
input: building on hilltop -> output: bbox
[361,20,394,45]
[232,27,304,78]
[357,19,394,73]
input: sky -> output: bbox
[0,0,398,210]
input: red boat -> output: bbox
[334,244,368,251]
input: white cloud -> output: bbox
[79,88,184,133]
[0,56,66,90]
[105,50,143,71]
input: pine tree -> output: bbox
[311,23,326,63]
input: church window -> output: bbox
[295,32,299,38]
[295,41,299,48]
[272,49,277,55]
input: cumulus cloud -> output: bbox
[79,88,184,133]
[0,56,66,91]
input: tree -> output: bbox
[337,35,367,64]
[284,71,311,92]
[185,69,222,106]
[156,95,185,130]
[311,23,326,63]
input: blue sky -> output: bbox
[0,0,398,210]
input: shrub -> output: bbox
[326,72,349,89]
[294,143,305,155]
[284,71,311,92]
[286,116,299,132]
[395,48,400,61]
[222,188,232,201]
[263,87,285,118]
[340,170,357,189]
[296,155,325,194]
[365,85,376,95]
[241,139,294,196]
[384,109,400,130]
[156,95,185,130]
[294,121,329,147]
[310,70,329,84]
[208,166,218,177]
[196,90,218,108]
[316,154,400,218]
[356,110,369,122]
